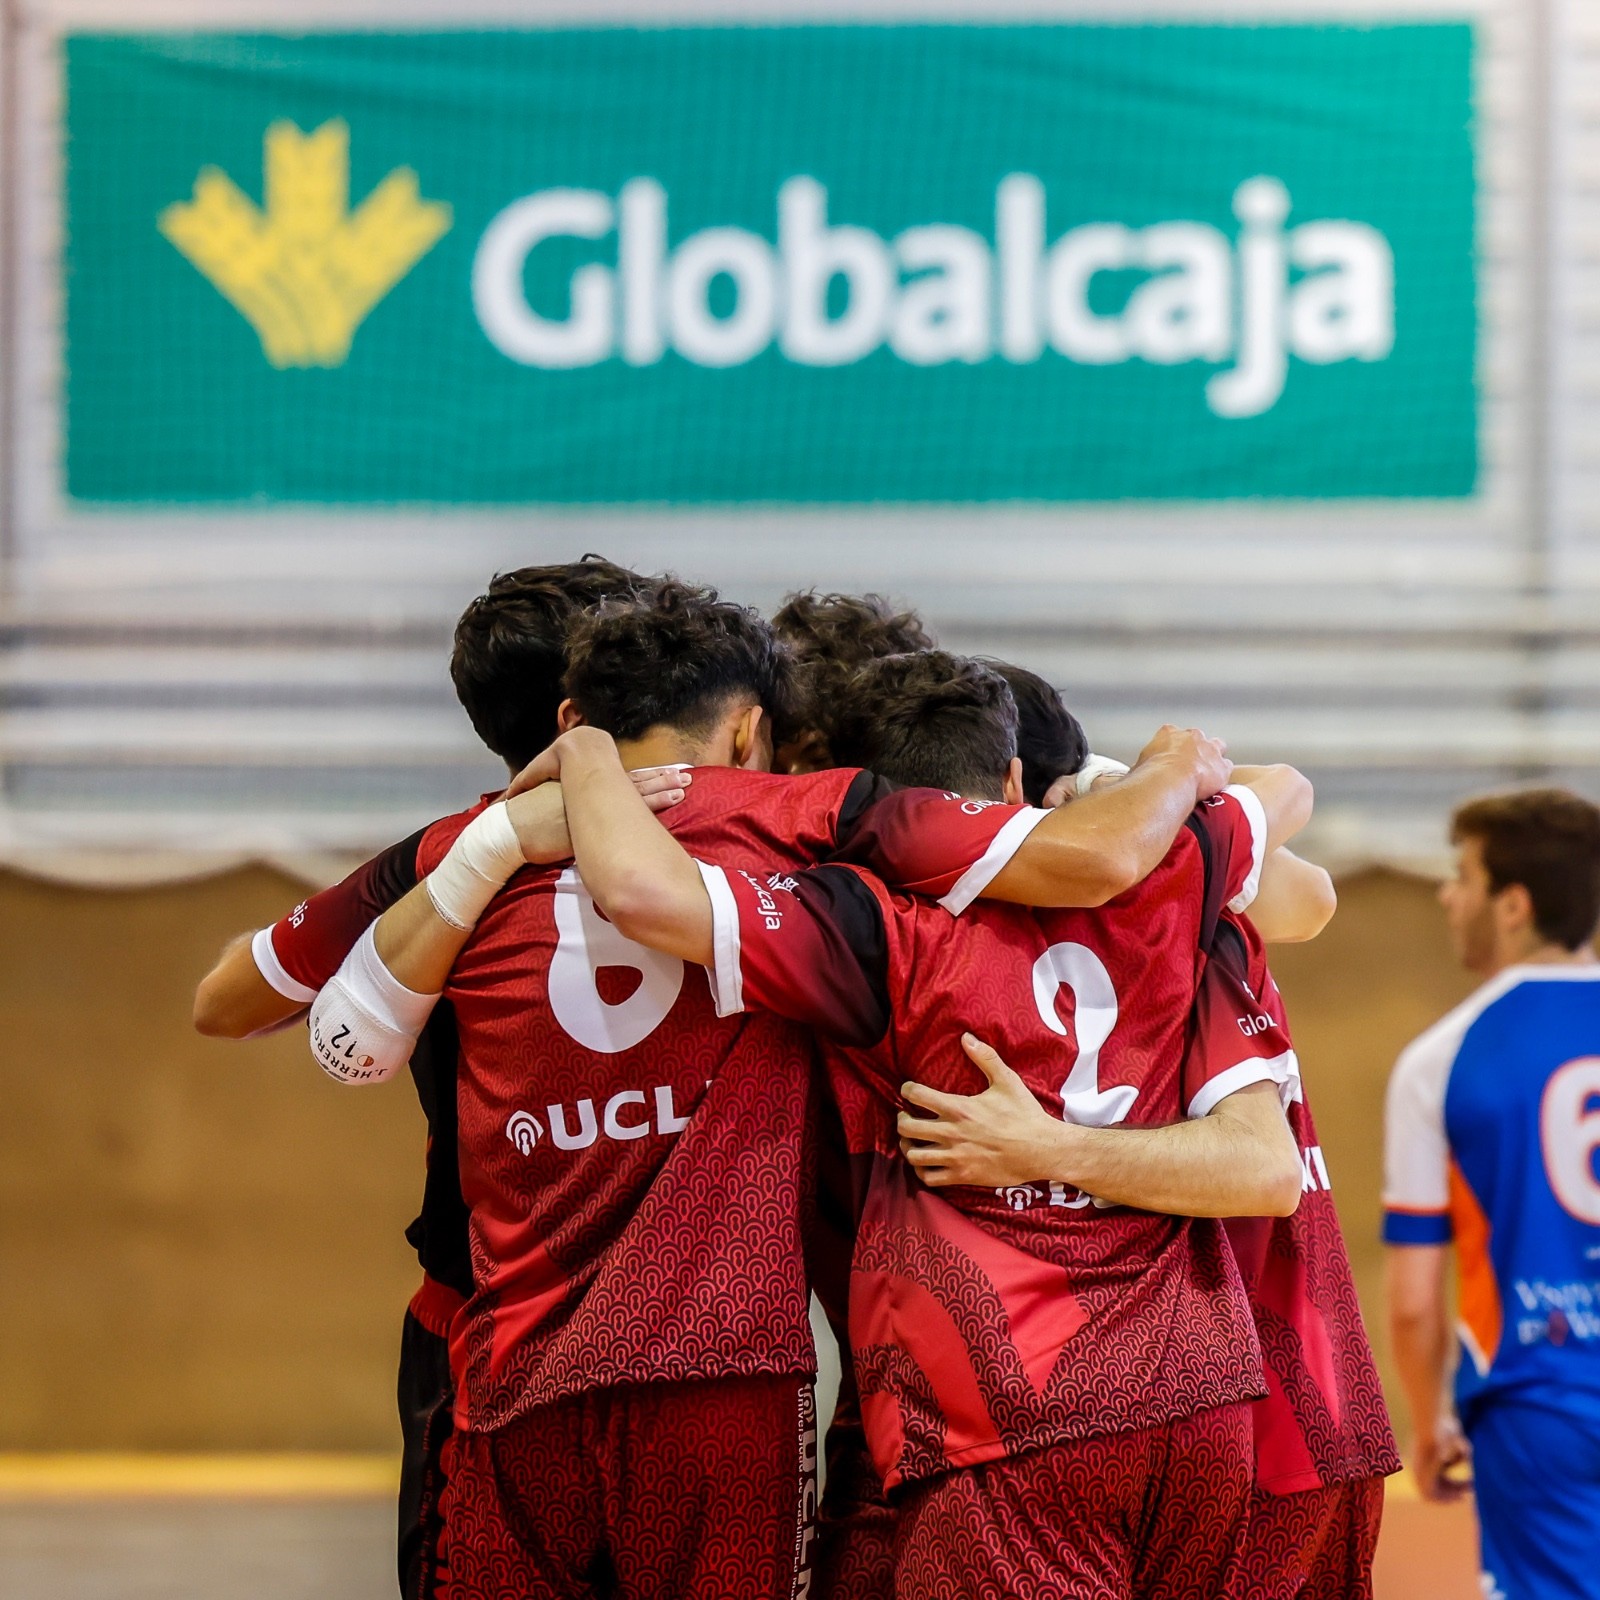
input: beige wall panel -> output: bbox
[0,865,426,1451]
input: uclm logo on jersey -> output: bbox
[504,1085,699,1155]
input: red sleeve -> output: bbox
[697,861,891,1047]
[1180,916,1300,1118]
[830,772,1049,914]
[253,830,425,1000]
[1191,785,1269,915]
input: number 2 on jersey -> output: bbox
[1032,942,1137,1127]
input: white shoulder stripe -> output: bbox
[1187,1049,1301,1119]
[251,925,318,1005]
[694,861,744,1017]
[938,807,1050,916]
[1221,784,1268,914]
[1381,972,1526,1215]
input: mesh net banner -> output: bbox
[63,23,1475,504]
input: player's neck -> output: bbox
[1485,936,1597,977]
[615,731,704,771]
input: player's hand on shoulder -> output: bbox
[1135,724,1232,801]
[629,766,692,813]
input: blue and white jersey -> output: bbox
[1383,965,1600,1426]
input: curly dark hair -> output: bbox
[449,556,648,769]
[829,651,1018,799]
[984,661,1089,806]
[564,578,795,744]
[770,591,936,765]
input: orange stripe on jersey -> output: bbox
[1448,1158,1501,1375]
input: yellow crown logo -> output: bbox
[159,119,452,368]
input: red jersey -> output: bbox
[414,767,1050,1433]
[702,787,1286,1490]
[1208,916,1401,1493]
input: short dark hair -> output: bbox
[449,557,646,769]
[986,661,1089,807]
[564,578,795,743]
[830,651,1018,800]
[771,591,936,761]
[1451,788,1600,950]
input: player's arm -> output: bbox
[1381,1032,1469,1500]
[981,747,1312,912]
[1220,763,1316,852]
[192,828,432,1039]
[194,932,304,1037]
[978,727,1232,908]
[555,727,713,965]
[1059,758,1330,943]
[1247,849,1337,944]
[303,770,689,1083]
[1385,1244,1470,1502]
[899,1035,1303,1217]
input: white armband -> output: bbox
[307,925,441,1086]
[425,800,524,930]
[1074,753,1131,798]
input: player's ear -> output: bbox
[734,705,770,771]
[556,698,584,732]
[1002,756,1026,807]
[1496,880,1536,937]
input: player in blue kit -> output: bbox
[1384,788,1600,1600]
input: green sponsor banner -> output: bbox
[65,24,1475,504]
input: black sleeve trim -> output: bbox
[834,770,905,847]
[362,826,428,909]
[1183,811,1230,957]
[797,865,893,1048]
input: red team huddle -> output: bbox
[194,560,1399,1600]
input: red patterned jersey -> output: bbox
[412,767,1050,1433]
[1211,916,1401,1492]
[702,787,1285,1490]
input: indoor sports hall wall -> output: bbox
[0,864,1477,1450]
[3,0,1598,876]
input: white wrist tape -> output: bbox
[425,800,524,930]
[1074,753,1132,798]
[307,924,440,1086]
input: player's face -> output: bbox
[1440,837,1498,973]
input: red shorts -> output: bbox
[813,1411,896,1600]
[893,1403,1254,1600]
[437,1373,815,1600]
[1224,1476,1385,1600]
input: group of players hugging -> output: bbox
[193,558,1400,1600]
